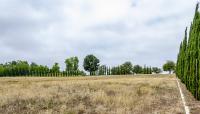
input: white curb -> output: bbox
[176,78,190,114]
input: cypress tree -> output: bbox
[177,3,200,100]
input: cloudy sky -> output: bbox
[0,0,198,70]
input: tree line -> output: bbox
[176,3,200,100]
[0,60,85,77]
[96,62,162,76]
[0,54,163,77]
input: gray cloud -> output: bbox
[0,0,198,70]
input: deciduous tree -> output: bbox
[83,55,100,75]
[163,61,175,74]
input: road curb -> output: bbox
[176,78,190,114]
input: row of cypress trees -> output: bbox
[176,3,200,100]
[0,61,85,77]
[96,65,153,76]
[143,66,152,74]
[0,60,154,77]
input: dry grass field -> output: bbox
[0,75,190,114]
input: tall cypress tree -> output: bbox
[177,3,200,100]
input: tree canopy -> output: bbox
[65,57,79,71]
[133,65,143,74]
[152,67,162,74]
[51,63,60,73]
[163,61,175,74]
[121,61,133,75]
[83,54,100,75]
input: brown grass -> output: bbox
[0,74,184,114]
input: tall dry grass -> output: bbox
[0,75,184,114]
